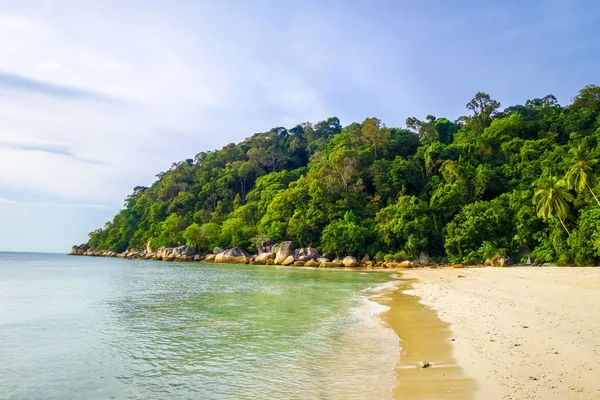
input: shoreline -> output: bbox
[369,273,477,399]
[396,267,600,399]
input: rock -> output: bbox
[320,261,342,268]
[215,247,250,263]
[146,241,153,255]
[342,256,358,267]
[213,247,224,255]
[257,238,276,254]
[204,254,216,262]
[321,253,335,262]
[275,241,295,265]
[255,252,275,263]
[492,256,510,267]
[361,254,370,263]
[193,255,202,261]
[484,258,493,266]
[317,257,330,263]
[282,256,295,266]
[69,244,89,255]
[417,252,432,265]
[416,361,430,369]
[294,246,320,261]
[451,263,464,268]
[398,260,414,268]
[293,261,306,266]
[304,260,319,267]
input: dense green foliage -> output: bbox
[87,85,600,265]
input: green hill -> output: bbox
[86,85,600,265]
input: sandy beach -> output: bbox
[379,267,600,400]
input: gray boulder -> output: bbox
[274,241,295,265]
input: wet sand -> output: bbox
[372,277,477,399]
[393,267,600,400]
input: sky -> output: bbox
[0,0,598,252]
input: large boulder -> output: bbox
[281,255,295,266]
[204,254,216,262]
[293,246,320,261]
[257,238,276,255]
[342,256,359,268]
[274,241,295,265]
[215,247,250,264]
[173,246,197,258]
[255,252,276,263]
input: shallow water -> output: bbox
[0,253,399,400]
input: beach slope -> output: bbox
[400,267,600,399]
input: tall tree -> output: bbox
[464,92,501,133]
[533,176,574,236]
[564,146,600,206]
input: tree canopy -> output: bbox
[87,85,600,265]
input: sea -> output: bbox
[0,252,400,400]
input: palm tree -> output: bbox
[533,176,574,236]
[565,146,600,206]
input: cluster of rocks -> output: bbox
[72,240,510,269]
[70,244,118,258]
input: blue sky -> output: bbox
[0,0,598,252]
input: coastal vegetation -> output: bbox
[86,85,600,265]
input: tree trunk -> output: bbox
[559,217,571,236]
[586,181,600,206]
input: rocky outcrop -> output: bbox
[274,241,294,265]
[70,244,89,255]
[70,240,399,270]
[215,247,250,264]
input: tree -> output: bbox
[361,117,389,158]
[564,146,600,206]
[533,176,574,236]
[320,212,370,256]
[464,92,501,133]
[375,196,431,257]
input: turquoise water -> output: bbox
[0,253,399,400]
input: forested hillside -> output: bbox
[87,85,600,265]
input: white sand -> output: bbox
[400,267,600,400]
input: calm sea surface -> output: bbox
[0,253,399,400]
